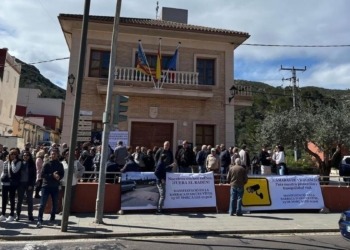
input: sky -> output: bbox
[1,0,350,90]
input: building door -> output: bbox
[130,122,173,150]
[196,124,215,147]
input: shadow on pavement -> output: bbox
[243,215,293,220]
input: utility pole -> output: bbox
[281,65,306,162]
[94,0,122,224]
[61,0,90,232]
[281,65,306,109]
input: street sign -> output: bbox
[77,110,92,141]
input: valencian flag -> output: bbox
[155,39,162,81]
[136,41,153,76]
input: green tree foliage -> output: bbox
[257,102,350,176]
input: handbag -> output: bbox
[1,174,10,183]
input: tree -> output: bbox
[257,102,350,178]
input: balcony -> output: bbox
[95,66,252,102]
[116,66,199,86]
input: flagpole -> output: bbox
[160,42,180,89]
[138,40,157,88]
[156,38,162,88]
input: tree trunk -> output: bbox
[304,142,330,185]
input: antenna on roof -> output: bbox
[156,1,159,19]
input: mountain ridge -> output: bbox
[16,58,66,99]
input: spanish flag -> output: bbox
[155,39,162,81]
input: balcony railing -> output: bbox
[113,66,252,97]
[115,66,199,86]
[235,85,252,96]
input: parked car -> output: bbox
[339,156,350,182]
[339,210,350,240]
[121,180,136,192]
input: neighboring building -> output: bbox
[15,88,64,145]
[17,88,65,130]
[59,8,253,151]
[0,48,21,136]
[12,115,52,146]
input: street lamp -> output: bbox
[229,84,237,103]
[68,73,76,93]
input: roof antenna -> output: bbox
[156,1,159,19]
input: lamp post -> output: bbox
[229,84,237,103]
[68,74,76,93]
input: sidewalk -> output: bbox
[0,211,341,241]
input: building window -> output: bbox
[197,58,215,85]
[196,124,215,147]
[89,50,110,78]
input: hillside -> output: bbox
[234,79,350,150]
[16,59,66,99]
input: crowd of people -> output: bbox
[0,142,85,228]
[0,140,288,222]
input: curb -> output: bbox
[0,228,340,241]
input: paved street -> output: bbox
[0,211,341,241]
[0,233,348,250]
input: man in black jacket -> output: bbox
[36,149,64,228]
[176,141,195,173]
[259,144,272,175]
[196,145,208,173]
[219,144,231,183]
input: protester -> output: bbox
[34,150,45,198]
[16,151,36,221]
[227,158,248,216]
[196,145,208,173]
[275,145,287,175]
[155,141,174,168]
[143,149,156,172]
[114,141,128,169]
[106,154,119,183]
[154,154,167,214]
[0,148,22,222]
[239,144,248,168]
[60,149,84,214]
[36,150,64,228]
[219,144,231,183]
[206,148,219,172]
[259,144,272,175]
[176,140,195,173]
[120,155,140,173]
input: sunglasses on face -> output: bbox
[10,153,17,156]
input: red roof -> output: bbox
[58,14,250,38]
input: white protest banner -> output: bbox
[243,175,325,211]
[164,172,216,209]
[109,130,128,149]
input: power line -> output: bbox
[26,57,70,65]
[246,87,350,101]
[238,43,350,48]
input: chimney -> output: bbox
[161,7,188,24]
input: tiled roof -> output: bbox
[59,14,249,37]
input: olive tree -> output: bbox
[257,102,350,176]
